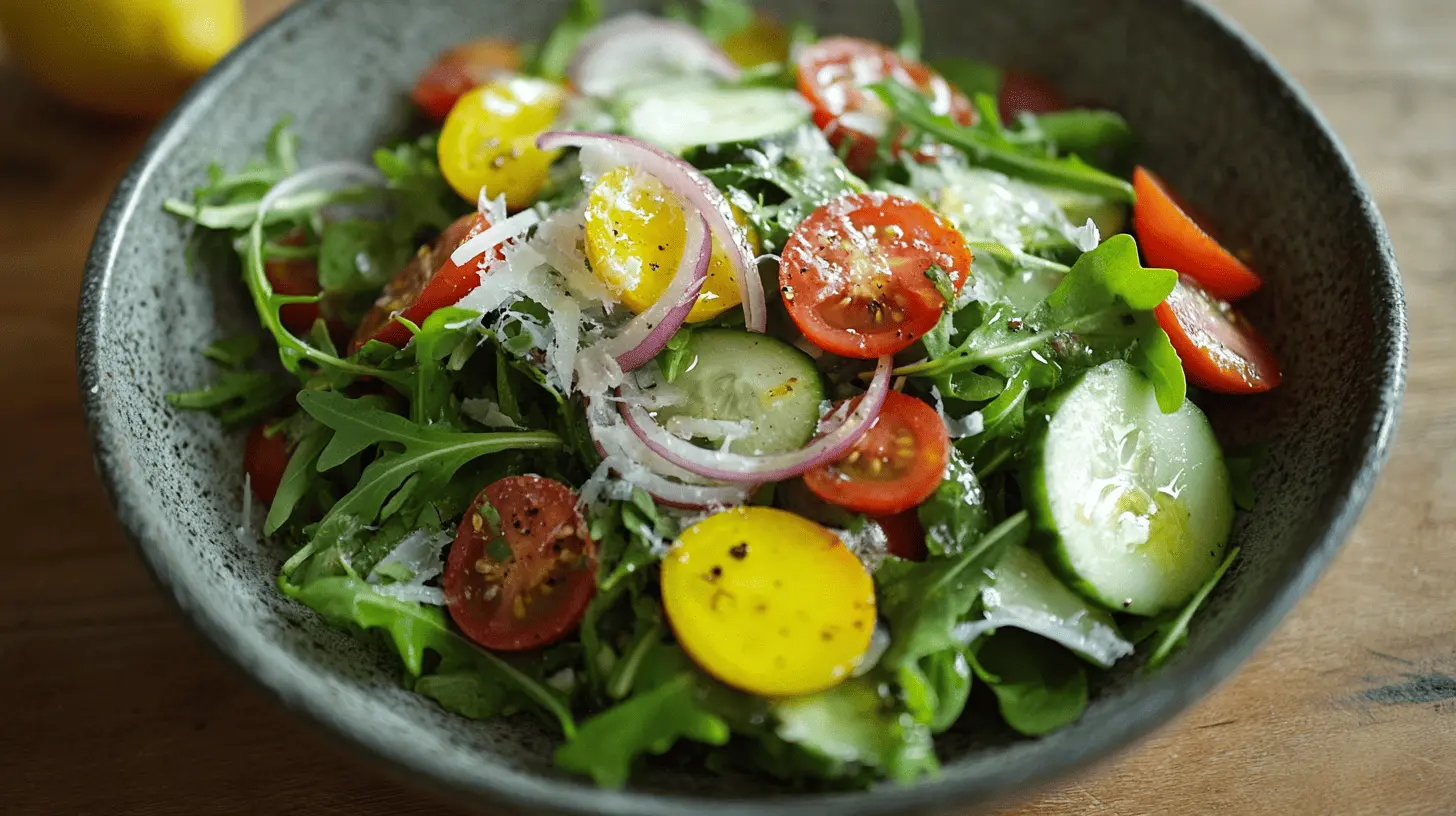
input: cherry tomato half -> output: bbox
[1156,274,1282,394]
[874,509,928,562]
[411,38,521,123]
[804,390,950,516]
[796,36,972,174]
[263,231,337,337]
[244,423,290,505]
[661,507,875,696]
[780,192,971,359]
[1133,167,1263,302]
[350,212,490,352]
[997,69,1067,122]
[438,77,565,209]
[444,476,597,652]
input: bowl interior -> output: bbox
[80,0,1404,813]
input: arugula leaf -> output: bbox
[1134,547,1240,670]
[925,264,956,309]
[264,420,331,534]
[530,0,603,81]
[166,369,292,429]
[774,676,938,783]
[1021,109,1136,171]
[202,334,262,368]
[932,57,1002,99]
[373,132,461,235]
[414,670,519,720]
[877,511,1030,669]
[656,327,697,384]
[893,0,923,61]
[556,644,733,787]
[280,390,561,576]
[286,576,574,735]
[917,449,990,556]
[897,647,973,734]
[872,81,1135,202]
[971,628,1088,736]
[899,235,1185,413]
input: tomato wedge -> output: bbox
[874,509,928,562]
[1134,167,1263,301]
[350,212,490,352]
[444,476,597,652]
[244,423,290,505]
[1157,275,1282,394]
[411,38,521,123]
[780,192,970,359]
[804,390,950,516]
[796,36,972,174]
[997,69,1067,122]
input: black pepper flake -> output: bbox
[729,543,749,560]
[1008,318,1024,331]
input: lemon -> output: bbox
[0,0,243,117]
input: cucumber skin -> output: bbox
[1019,364,1235,617]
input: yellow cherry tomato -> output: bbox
[584,167,755,323]
[721,14,791,68]
[661,507,876,697]
[437,77,565,209]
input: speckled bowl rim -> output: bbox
[78,0,1407,813]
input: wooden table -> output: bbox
[3,0,1451,812]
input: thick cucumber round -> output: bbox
[654,329,824,456]
[624,86,810,152]
[1023,360,1233,616]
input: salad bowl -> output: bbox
[78,0,1405,813]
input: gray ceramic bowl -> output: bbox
[78,0,1407,813]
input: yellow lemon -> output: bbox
[0,0,243,117]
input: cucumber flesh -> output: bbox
[624,86,811,152]
[1025,360,1233,616]
[653,329,824,456]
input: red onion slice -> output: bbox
[537,131,767,333]
[619,357,895,484]
[567,13,740,98]
[600,211,710,371]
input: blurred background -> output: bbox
[1,0,1451,813]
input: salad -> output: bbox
[166,0,1281,789]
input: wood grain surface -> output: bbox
[2,1,1451,813]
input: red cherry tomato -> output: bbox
[780,192,971,359]
[411,38,522,123]
[264,232,328,336]
[874,510,928,562]
[351,212,493,352]
[997,69,1067,122]
[796,36,973,174]
[1156,275,1282,394]
[804,391,950,516]
[244,423,290,505]
[444,476,597,652]
[1134,167,1263,302]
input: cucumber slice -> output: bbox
[1043,187,1128,238]
[623,86,811,152]
[1024,360,1233,616]
[964,546,1133,668]
[654,329,824,456]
